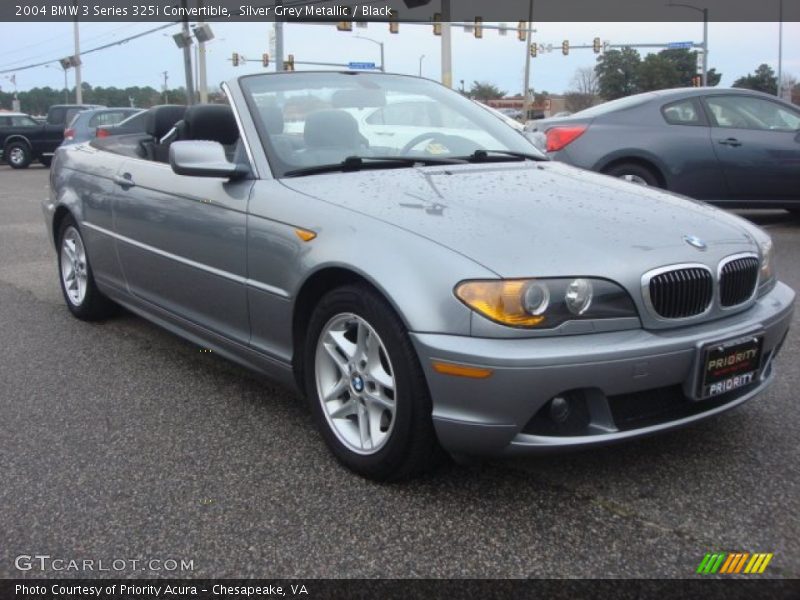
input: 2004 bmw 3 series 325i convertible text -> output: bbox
[43,72,794,480]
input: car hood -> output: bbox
[280,161,758,278]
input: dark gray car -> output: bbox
[63,107,142,146]
[526,88,800,210]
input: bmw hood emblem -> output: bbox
[683,235,707,251]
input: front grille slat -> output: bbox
[720,256,759,307]
[648,266,713,319]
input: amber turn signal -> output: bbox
[432,361,493,379]
[455,280,546,327]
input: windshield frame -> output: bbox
[239,71,544,179]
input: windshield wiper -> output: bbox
[458,149,548,163]
[283,155,466,177]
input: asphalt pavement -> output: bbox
[1,164,799,579]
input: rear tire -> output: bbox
[5,141,32,169]
[304,284,443,481]
[57,215,116,321]
[605,162,660,188]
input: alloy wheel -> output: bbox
[314,313,397,455]
[60,226,88,306]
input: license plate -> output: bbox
[698,334,763,400]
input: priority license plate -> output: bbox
[698,334,763,400]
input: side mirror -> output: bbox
[169,140,249,180]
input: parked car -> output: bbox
[95,109,149,138]
[63,107,142,146]
[44,72,794,480]
[525,88,800,211]
[46,103,104,129]
[0,112,64,168]
[0,103,103,168]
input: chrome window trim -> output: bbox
[717,251,760,312]
[640,262,715,323]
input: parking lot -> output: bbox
[1,163,798,579]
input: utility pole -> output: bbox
[180,0,195,105]
[162,71,169,103]
[275,2,284,72]
[521,0,534,120]
[73,0,82,104]
[777,0,783,97]
[441,0,452,87]
[701,7,708,86]
[197,0,208,102]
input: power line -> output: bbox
[0,22,179,75]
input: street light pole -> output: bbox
[440,0,452,87]
[777,0,783,97]
[73,0,82,103]
[521,0,534,120]
[667,2,709,86]
[354,35,385,72]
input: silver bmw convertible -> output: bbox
[43,72,795,480]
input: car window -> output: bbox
[662,99,702,126]
[65,108,82,126]
[12,116,38,126]
[48,107,66,125]
[89,110,137,128]
[242,72,542,178]
[706,96,800,131]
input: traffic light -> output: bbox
[231,52,240,67]
[530,43,537,58]
[284,54,295,71]
[593,37,601,53]
[262,53,269,68]
[336,21,352,32]
[517,21,526,41]
[561,40,569,55]
[389,11,399,34]
[474,17,483,39]
[692,75,702,87]
[432,12,441,36]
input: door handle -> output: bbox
[718,137,742,147]
[113,173,136,188]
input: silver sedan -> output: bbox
[43,72,795,480]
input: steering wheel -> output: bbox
[400,132,481,156]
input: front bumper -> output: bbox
[411,281,795,456]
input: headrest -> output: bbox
[180,104,239,146]
[145,105,187,139]
[304,110,360,149]
[261,105,284,135]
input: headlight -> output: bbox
[455,278,638,329]
[758,238,776,295]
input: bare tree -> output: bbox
[572,67,599,96]
[564,67,599,112]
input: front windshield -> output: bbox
[240,72,543,177]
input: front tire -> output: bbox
[304,284,442,481]
[605,162,660,187]
[57,216,116,320]
[6,141,32,169]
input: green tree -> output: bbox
[468,81,506,103]
[637,53,682,92]
[733,64,778,95]
[595,47,641,100]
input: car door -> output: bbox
[112,158,253,345]
[703,94,800,201]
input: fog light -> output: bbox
[549,396,570,423]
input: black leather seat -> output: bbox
[139,105,186,161]
[299,110,366,165]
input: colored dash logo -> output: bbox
[697,552,773,574]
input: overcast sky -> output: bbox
[0,21,797,96]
